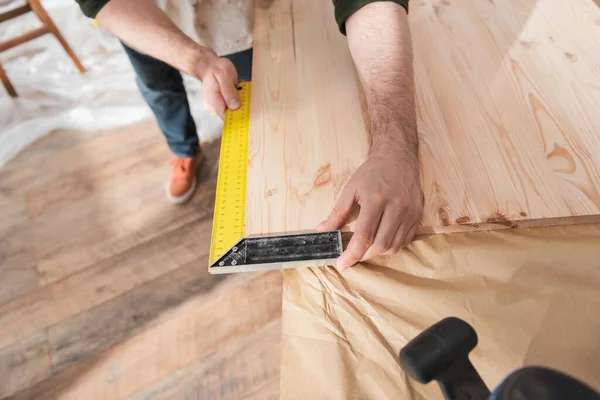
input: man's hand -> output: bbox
[196,53,240,119]
[317,148,423,271]
[320,2,419,271]
[97,0,239,118]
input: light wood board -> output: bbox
[247,0,369,235]
[247,0,600,236]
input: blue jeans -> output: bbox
[122,42,199,157]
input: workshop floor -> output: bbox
[0,121,281,399]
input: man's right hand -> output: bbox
[197,53,240,119]
[96,0,240,119]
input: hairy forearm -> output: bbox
[346,2,418,168]
[96,0,216,78]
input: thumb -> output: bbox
[204,82,227,119]
[317,189,355,231]
[215,72,240,111]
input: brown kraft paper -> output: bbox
[281,223,600,399]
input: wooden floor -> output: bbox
[0,121,282,399]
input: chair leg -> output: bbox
[0,63,17,97]
[27,0,86,74]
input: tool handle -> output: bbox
[437,357,490,400]
[399,317,479,383]
[399,317,490,400]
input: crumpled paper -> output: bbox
[281,223,600,399]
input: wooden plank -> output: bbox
[0,214,210,351]
[412,0,600,233]
[246,0,369,236]
[31,172,177,284]
[0,135,220,348]
[124,320,281,400]
[0,332,50,399]
[1,123,282,398]
[0,250,37,307]
[8,272,282,400]
[47,257,229,373]
[247,0,600,237]
[0,194,38,306]
[25,139,168,218]
[0,124,178,292]
[16,128,99,158]
[0,193,28,234]
[28,141,218,286]
[239,378,280,400]
[0,121,158,195]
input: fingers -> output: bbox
[382,222,418,256]
[215,59,239,110]
[203,58,240,119]
[203,78,227,119]
[361,207,402,261]
[316,185,356,232]
[404,224,419,246]
[336,200,384,271]
[215,65,240,110]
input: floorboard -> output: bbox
[0,332,50,399]
[125,320,281,400]
[0,122,282,399]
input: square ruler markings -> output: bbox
[208,82,342,274]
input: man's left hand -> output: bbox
[316,148,424,271]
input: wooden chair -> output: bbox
[0,0,86,97]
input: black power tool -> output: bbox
[399,317,600,400]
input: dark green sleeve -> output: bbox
[76,0,110,18]
[332,0,409,34]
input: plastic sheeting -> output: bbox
[0,0,251,167]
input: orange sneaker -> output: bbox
[166,154,202,204]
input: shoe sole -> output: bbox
[166,177,197,205]
[165,153,205,205]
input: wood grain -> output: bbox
[0,333,50,399]
[0,256,37,308]
[0,124,281,399]
[28,140,213,285]
[47,258,228,373]
[0,192,37,305]
[247,0,600,236]
[125,320,281,400]
[246,0,369,236]
[25,139,167,218]
[412,0,600,233]
[0,218,207,350]
[0,121,156,195]
[9,271,282,400]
